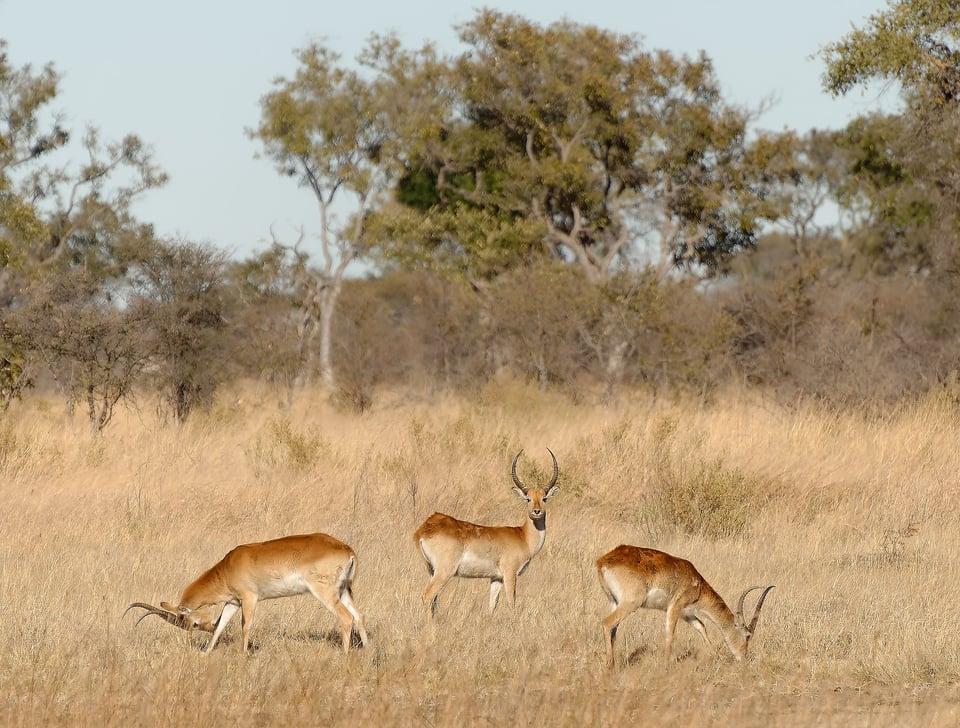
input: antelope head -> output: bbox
[123,601,219,634]
[511,448,560,520]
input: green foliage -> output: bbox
[395,166,440,210]
[0,41,62,296]
[368,203,547,282]
[831,113,935,272]
[0,40,167,424]
[249,43,399,394]
[822,0,960,110]
[0,190,47,262]
[10,10,960,415]
[252,43,387,196]
[362,10,769,282]
[0,40,63,170]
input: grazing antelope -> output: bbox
[414,449,560,617]
[596,545,774,667]
[124,532,368,654]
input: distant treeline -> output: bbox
[3,3,960,427]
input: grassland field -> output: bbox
[1,380,959,726]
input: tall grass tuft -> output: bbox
[641,414,772,539]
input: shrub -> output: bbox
[644,415,769,539]
[649,455,764,539]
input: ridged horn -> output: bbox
[512,449,559,491]
[736,585,776,636]
[123,602,187,629]
[511,450,526,491]
[545,448,559,489]
[747,585,775,635]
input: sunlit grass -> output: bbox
[1,382,958,726]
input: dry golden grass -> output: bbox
[2,380,960,726]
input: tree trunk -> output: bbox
[317,280,342,391]
[604,340,630,400]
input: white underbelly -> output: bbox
[641,587,671,610]
[456,551,501,579]
[258,572,310,599]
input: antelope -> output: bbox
[124,532,368,654]
[414,448,560,617]
[596,545,774,667]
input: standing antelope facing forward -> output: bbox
[414,449,560,617]
[125,532,368,654]
[596,545,774,667]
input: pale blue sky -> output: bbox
[2,1,896,260]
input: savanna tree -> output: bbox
[128,240,234,422]
[0,39,166,414]
[249,44,393,394]
[367,10,775,283]
[822,0,960,278]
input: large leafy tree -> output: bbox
[821,1,960,277]
[367,10,773,283]
[242,11,780,395]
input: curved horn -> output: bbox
[123,602,187,629]
[545,448,559,489]
[747,585,776,635]
[512,450,526,491]
[736,586,764,619]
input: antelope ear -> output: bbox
[512,486,529,501]
[160,601,177,612]
[544,484,560,501]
